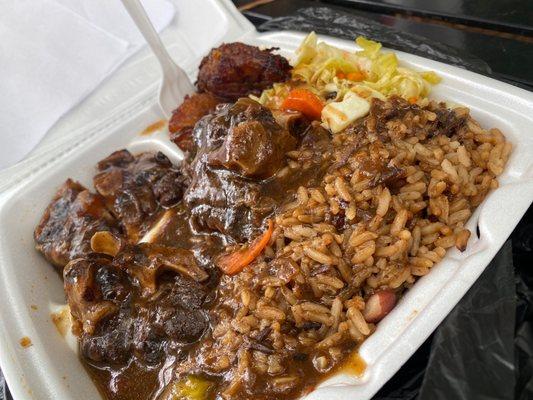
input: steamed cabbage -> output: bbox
[256,32,441,133]
[292,33,440,101]
[258,33,440,106]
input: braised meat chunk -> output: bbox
[94,150,186,242]
[64,254,129,336]
[34,179,119,270]
[65,243,210,366]
[207,99,297,178]
[184,98,296,241]
[196,42,291,100]
[113,243,209,296]
[169,92,222,153]
[78,276,209,366]
[133,276,209,352]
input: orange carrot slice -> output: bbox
[216,220,274,275]
[346,71,365,81]
[336,72,346,79]
[280,89,324,120]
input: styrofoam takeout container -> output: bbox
[0,1,532,399]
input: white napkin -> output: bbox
[0,0,174,170]
[55,0,174,47]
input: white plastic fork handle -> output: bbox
[119,0,195,117]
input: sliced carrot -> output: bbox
[216,220,274,275]
[336,72,346,79]
[408,96,418,104]
[280,89,324,120]
[346,71,365,81]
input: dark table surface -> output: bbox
[2,1,531,399]
[327,0,533,35]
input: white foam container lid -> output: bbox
[0,1,532,399]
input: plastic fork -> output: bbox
[120,0,195,117]
[119,0,193,165]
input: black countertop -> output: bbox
[327,0,533,35]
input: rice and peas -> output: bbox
[171,33,511,398]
